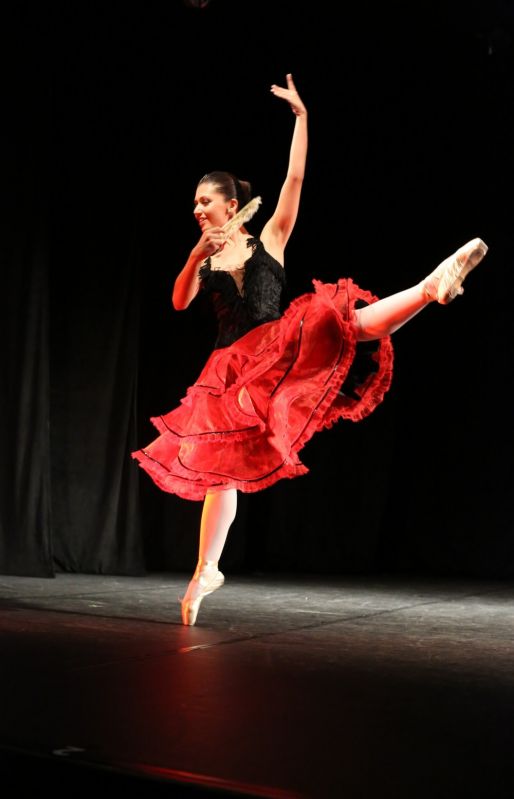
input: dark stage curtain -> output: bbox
[0,6,144,576]
[0,13,53,576]
[47,13,145,575]
[49,232,144,575]
[1,2,513,579]
[0,195,53,576]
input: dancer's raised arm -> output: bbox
[260,73,308,264]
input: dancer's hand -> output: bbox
[270,73,307,117]
[192,227,226,259]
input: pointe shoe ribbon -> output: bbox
[180,559,225,626]
[424,238,488,304]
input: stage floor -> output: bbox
[1,572,514,797]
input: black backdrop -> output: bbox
[1,0,513,578]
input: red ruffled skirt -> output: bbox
[132,278,394,500]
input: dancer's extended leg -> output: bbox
[354,284,430,341]
[354,238,488,341]
[181,488,237,626]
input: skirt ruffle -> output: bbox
[132,278,394,500]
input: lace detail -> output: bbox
[199,238,286,349]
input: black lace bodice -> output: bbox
[199,237,286,348]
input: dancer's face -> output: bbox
[193,183,235,231]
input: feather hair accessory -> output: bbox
[221,196,262,239]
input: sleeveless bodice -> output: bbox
[199,237,286,348]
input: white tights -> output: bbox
[354,283,431,341]
[199,488,238,562]
[182,488,237,603]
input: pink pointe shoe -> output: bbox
[423,238,489,304]
[180,559,225,626]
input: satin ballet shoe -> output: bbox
[423,238,488,304]
[180,559,225,626]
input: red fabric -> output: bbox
[132,278,394,500]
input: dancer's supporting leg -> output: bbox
[181,488,237,626]
[354,238,488,341]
